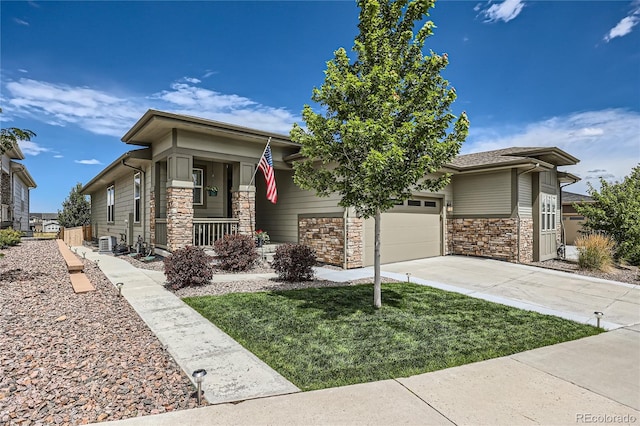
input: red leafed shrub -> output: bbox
[163,245,213,290]
[213,233,258,272]
[272,243,316,282]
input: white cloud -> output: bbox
[53,155,63,159]
[604,2,640,42]
[19,140,50,156]
[478,0,525,23]
[18,69,28,73]
[75,159,102,165]
[465,109,640,194]
[3,77,299,136]
[13,18,30,26]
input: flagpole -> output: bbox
[249,137,271,186]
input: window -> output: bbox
[541,193,557,231]
[407,200,421,207]
[107,185,115,222]
[133,172,141,223]
[424,201,437,208]
[192,168,203,205]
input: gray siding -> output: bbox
[452,171,511,216]
[193,161,227,218]
[518,173,533,218]
[90,166,152,245]
[12,177,29,231]
[256,169,343,243]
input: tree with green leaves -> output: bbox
[575,166,640,266]
[58,183,91,228]
[291,0,469,307]
[0,108,37,155]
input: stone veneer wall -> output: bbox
[519,217,534,263]
[299,217,344,266]
[166,187,193,252]
[447,218,520,262]
[345,217,363,269]
[232,189,255,236]
[298,216,363,268]
[1,171,10,205]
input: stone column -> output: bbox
[166,186,193,252]
[345,217,363,269]
[232,185,255,236]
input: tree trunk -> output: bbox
[374,208,382,309]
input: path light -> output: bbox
[95,259,100,267]
[406,273,411,283]
[192,369,207,405]
[116,282,124,297]
[82,252,86,259]
[594,311,604,329]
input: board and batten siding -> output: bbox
[255,169,343,243]
[90,165,152,245]
[518,173,533,218]
[452,171,511,216]
[12,177,29,231]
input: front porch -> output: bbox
[154,217,240,250]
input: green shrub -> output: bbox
[272,243,316,282]
[0,228,22,248]
[163,245,213,290]
[213,234,258,272]
[576,234,614,272]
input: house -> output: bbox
[561,190,594,245]
[1,142,37,232]
[81,109,580,267]
[30,213,61,233]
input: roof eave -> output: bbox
[81,148,151,194]
[10,161,36,188]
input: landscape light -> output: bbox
[116,282,124,297]
[192,369,207,405]
[594,311,604,328]
[406,272,411,283]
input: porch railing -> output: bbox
[155,218,167,249]
[193,218,239,247]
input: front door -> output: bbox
[539,193,558,261]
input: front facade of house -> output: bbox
[82,110,579,267]
[1,143,37,232]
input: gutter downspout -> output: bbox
[516,163,540,263]
[122,158,146,248]
[343,207,348,270]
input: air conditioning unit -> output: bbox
[99,236,117,253]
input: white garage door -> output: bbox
[364,197,442,266]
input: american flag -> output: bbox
[258,143,277,203]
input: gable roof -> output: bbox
[447,147,579,172]
[562,190,594,204]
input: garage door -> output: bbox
[364,197,442,266]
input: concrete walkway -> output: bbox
[74,246,299,405]
[86,252,640,425]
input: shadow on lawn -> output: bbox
[270,283,405,320]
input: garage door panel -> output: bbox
[364,203,442,266]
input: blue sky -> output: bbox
[1,0,639,213]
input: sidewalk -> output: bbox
[74,247,299,405]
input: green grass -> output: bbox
[183,283,602,391]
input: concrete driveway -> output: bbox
[378,256,640,329]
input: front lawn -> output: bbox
[183,283,601,391]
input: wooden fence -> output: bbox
[60,225,92,247]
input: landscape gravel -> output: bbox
[0,240,202,425]
[529,259,639,285]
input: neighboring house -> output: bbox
[561,190,594,245]
[30,213,60,233]
[81,110,580,267]
[1,142,36,232]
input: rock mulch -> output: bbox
[529,259,639,285]
[0,240,201,425]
